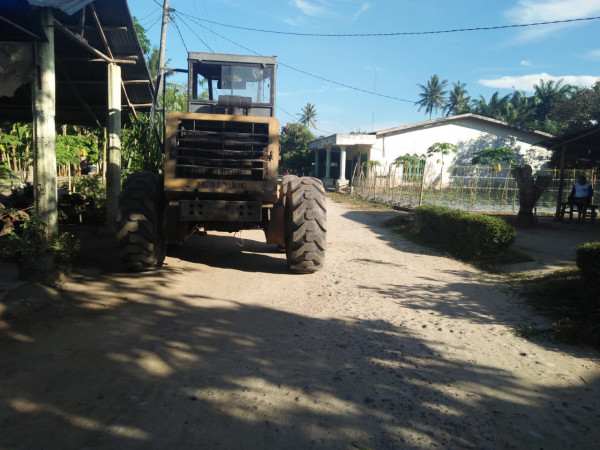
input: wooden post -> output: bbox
[102,127,107,181]
[33,8,58,236]
[418,164,426,206]
[554,145,566,221]
[106,63,121,233]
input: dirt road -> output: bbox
[1,199,599,449]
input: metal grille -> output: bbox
[174,119,270,180]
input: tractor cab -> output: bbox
[188,52,276,117]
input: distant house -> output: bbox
[308,114,553,188]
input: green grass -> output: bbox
[327,192,395,209]
[518,268,600,348]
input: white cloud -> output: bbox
[478,72,600,91]
[587,49,600,59]
[520,60,533,67]
[506,0,600,23]
[291,0,328,17]
[504,0,600,40]
[353,2,371,20]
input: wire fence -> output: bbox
[349,163,599,213]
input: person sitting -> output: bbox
[80,156,90,175]
[568,175,593,223]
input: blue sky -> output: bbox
[127,0,600,136]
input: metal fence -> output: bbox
[349,163,599,213]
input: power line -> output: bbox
[140,10,162,28]
[170,14,189,53]
[278,61,414,104]
[193,0,220,53]
[180,13,415,104]
[136,8,161,24]
[145,14,163,32]
[176,12,600,38]
[173,11,214,53]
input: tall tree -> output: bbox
[298,103,317,129]
[443,81,470,117]
[470,92,510,120]
[416,75,448,120]
[147,47,174,84]
[533,79,574,124]
[133,17,151,57]
[279,123,315,175]
[503,91,536,128]
[549,82,600,133]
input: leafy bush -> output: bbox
[73,174,105,198]
[0,164,18,182]
[9,211,80,264]
[576,241,600,281]
[412,205,515,259]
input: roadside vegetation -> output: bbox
[515,255,600,349]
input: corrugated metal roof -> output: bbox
[0,0,48,41]
[28,0,95,16]
[0,0,154,125]
[376,114,553,139]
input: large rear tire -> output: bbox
[285,177,326,273]
[116,172,166,271]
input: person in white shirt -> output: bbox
[568,175,594,223]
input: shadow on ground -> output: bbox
[1,269,598,448]
[1,208,599,448]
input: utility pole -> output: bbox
[156,0,169,100]
[154,0,170,142]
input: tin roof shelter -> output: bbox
[537,124,600,220]
[0,0,154,126]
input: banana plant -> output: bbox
[427,142,457,190]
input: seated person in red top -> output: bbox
[80,156,90,175]
[568,175,593,223]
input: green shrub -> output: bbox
[576,242,600,281]
[412,206,515,259]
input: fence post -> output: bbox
[418,165,426,206]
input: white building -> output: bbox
[308,114,553,188]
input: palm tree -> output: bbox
[147,47,173,84]
[470,92,510,120]
[416,75,448,120]
[503,91,535,128]
[443,81,470,116]
[533,79,574,123]
[298,103,317,129]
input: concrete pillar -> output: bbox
[339,146,347,180]
[33,8,58,236]
[314,149,320,178]
[106,63,121,232]
[325,148,332,179]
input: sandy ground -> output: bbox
[1,199,599,449]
